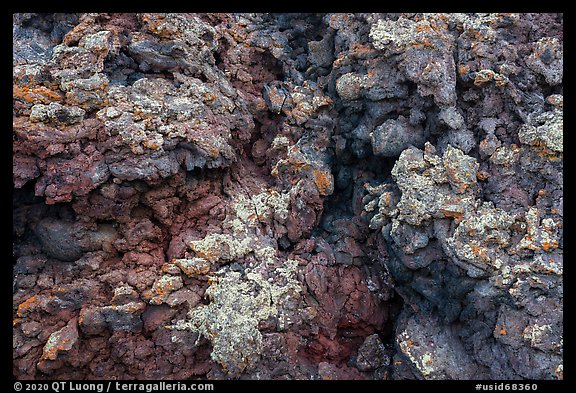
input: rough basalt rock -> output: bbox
[13,13,562,381]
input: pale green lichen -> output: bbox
[518,109,563,153]
[168,180,301,376]
[143,274,183,305]
[29,102,85,125]
[40,319,79,361]
[233,189,290,227]
[490,145,521,166]
[365,142,558,279]
[168,260,301,376]
[473,69,509,87]
[526,37,563,86]
[369,14,465,52]
[530,254,563,276]
[516,207,560,252]
[397,331,436,378]
[522,324,552,348]
[369,17,420,51]
[271,135,291,150]
[189,233,252,264]
[446,201,515,274]
[335,72,366,101]
[99,72,239,159]
[173,257,211,277]
[254,246,278,265]
[389,143,478,226]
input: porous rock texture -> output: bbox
[13,13,563,380]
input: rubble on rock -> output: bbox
[13,13,562,380]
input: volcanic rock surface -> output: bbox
[13,13,563,380]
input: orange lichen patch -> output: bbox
[140,14,175,39]
[52,286,67,294]
[439,208,464,221]
[444,165,469,194]
[173,257,211,277]
[12,116,30,130]
[312,168,334,196]
[415,23,432,33]
[474,69,498,86]
[499,326,507,335]
[42,341,67,361]
[152,279,181,297]
[13,84,63,104]
[191,243,222,262]
[132,107,156,121]
[547,95,563,108]
[476,170,489,181]
[118,302,146,314]
[412,36,438,50]
[202,91,218,104]
[196,248,220,262]
[384,192,391,206]
[471,245,490,262]
[142,139,163,150]
[532,146,562,161]
[192,138,221,159]
[227,28,247,43]
[143,274,183,306]
[433,14,450,22]
[61,14,98,46]
[458,64,470,75]
[291,161,312,174]
[17,295,39,317]
[311,95,333,111]
[40,320,79,361]
[520,235,538,251]
[349,42,378,57]
[77,311,87,327]
[332,52,349,68]
[541,240,559,252]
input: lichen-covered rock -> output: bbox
[13,12,563,381]
[29,102,85,125]
[143,274,183,306]
[40,318,79,361]
[395,311,481,379]
[445,201,515,276]
[526,37,563,86]
[173,257,211,277]
[169,261,302,376]
[518,109,563,153]
[384,142,479,227]
[370,15,458,106]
